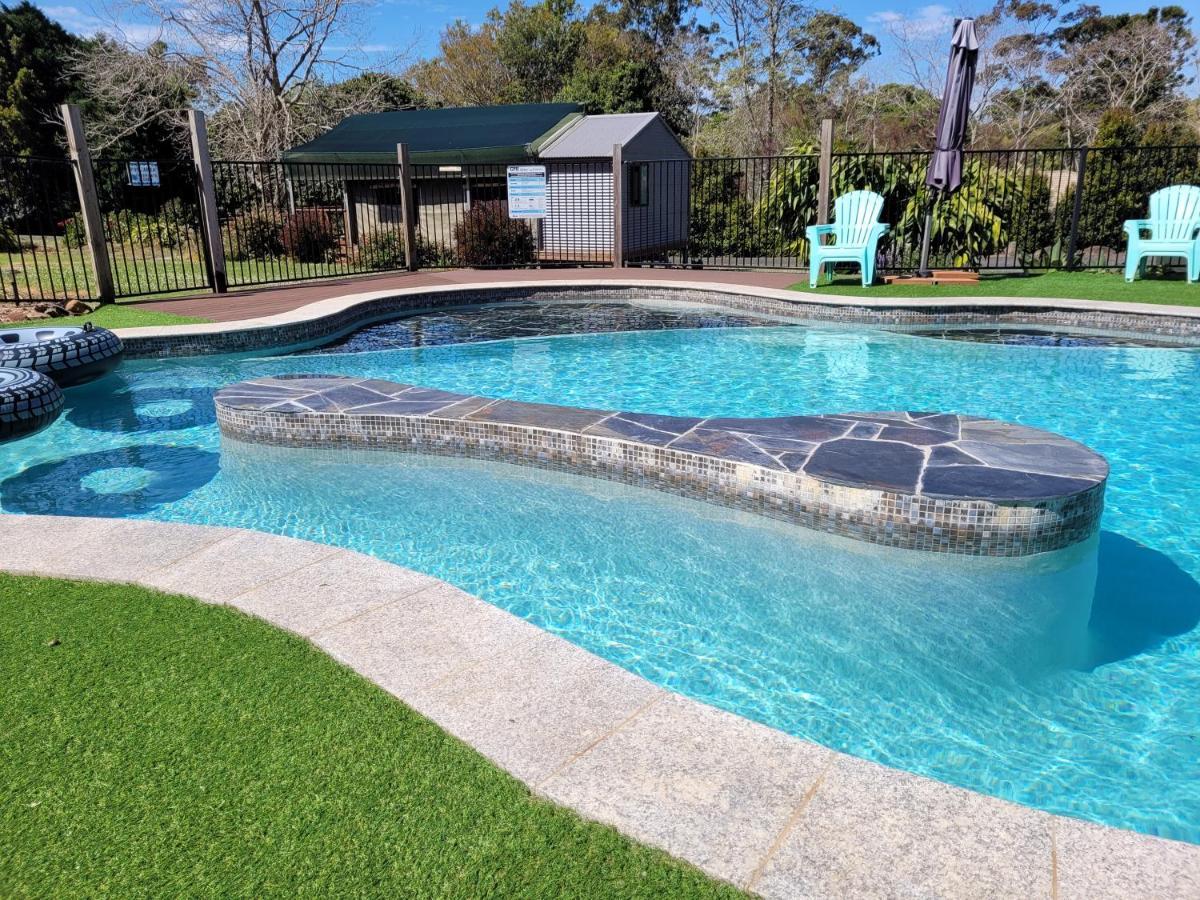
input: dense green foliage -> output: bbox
[748,148,1056,268]
[0,2,80,157]
[0,575,738,897]
[224,212,286,261]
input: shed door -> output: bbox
[542,162,613,259]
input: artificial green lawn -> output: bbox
[0,303,209,331]
[791,270,1200,307]
[0,575,740,898]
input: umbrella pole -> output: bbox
[917,191,936,277]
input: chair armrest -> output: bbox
[1123,219,1150,238]
[806,224,835,240]
[871,223,890,237]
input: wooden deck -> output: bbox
[137,267,804,323]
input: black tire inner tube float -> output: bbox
[0,368,64,442]
[0,323,123,386]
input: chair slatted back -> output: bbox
[1147,185,1200,241]
[832,191,885,247]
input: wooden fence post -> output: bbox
[60,104,114,303]
[1065,146,1089,270]
[396,143,418,271]
[817,118,835,226]
[611,143,625,268]
[188,110,227,293]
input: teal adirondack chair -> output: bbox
[806,191,889,288]
[1123,185,1200,283]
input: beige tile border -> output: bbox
[2,512,1196,898]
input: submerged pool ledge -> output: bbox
[215,375,1108,557]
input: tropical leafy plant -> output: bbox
[757,146,1056,269]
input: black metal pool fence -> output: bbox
[2,124,1198,302]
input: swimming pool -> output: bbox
[2,300,1198,841]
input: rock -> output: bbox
[0,302,70,323]
[63,299,96,315]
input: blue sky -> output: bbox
[34,0,1166,79]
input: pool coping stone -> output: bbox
[2,513,1196,899]
[112,278,1200,360]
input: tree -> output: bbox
[557,24,660,113]
[71,38,205,159]
[1051,7,1196,144]
[496,0,584,102]
[0,2,82,157]
[791,12,879,93]
[114,0,406,159]
[707,0,812,154]
[407,20,514,107]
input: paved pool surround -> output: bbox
[3,514,1197,898]
[215,375,1108,557]
[115,279,1200,359]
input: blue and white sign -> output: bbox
[506,165,547,219]
[127,161,161,187]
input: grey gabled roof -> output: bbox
[537,112,662,158]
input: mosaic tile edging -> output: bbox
[117,280,1200,359]
[214,375,1108,558]
[3,512,1197,899]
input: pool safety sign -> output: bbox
[506,165,547,218]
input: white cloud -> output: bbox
[868,4,954,39]
[39,4,164,46]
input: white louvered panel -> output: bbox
[543,163,614,255]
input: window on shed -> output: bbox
[628,163,649,207]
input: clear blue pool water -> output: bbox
[2,302,1199,841]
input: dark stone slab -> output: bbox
[668,428,786,469]
[921,465,1096,501]
[956,439,1111,480]
[613,412,702,436]
[465,399,610,431]
[587,414,702,447]
[319,383,405,411]
[804,439,925,492]
[928,445,982,466]
[707,416,851,443]
[878,424,958,446]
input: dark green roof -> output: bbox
[282,102,584,165]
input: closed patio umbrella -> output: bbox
[917,18,980,276]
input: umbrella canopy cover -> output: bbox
[926,18,980,194]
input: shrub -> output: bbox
[358,229,406,269]
[63,213,86,248]
[281,208,339,263]
[452,201,535,267]
[0,224,19,252]
[359,230,457,270]
[224,213,284,261]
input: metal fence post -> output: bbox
[612,143,625,268]
[817,119,834,225]
[1065,146,1089,270]
[396,143,418,271]
[60,104,114,303]
[188,110,227,293]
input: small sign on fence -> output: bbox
[126,161,161,187]
[506,165,547,219]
